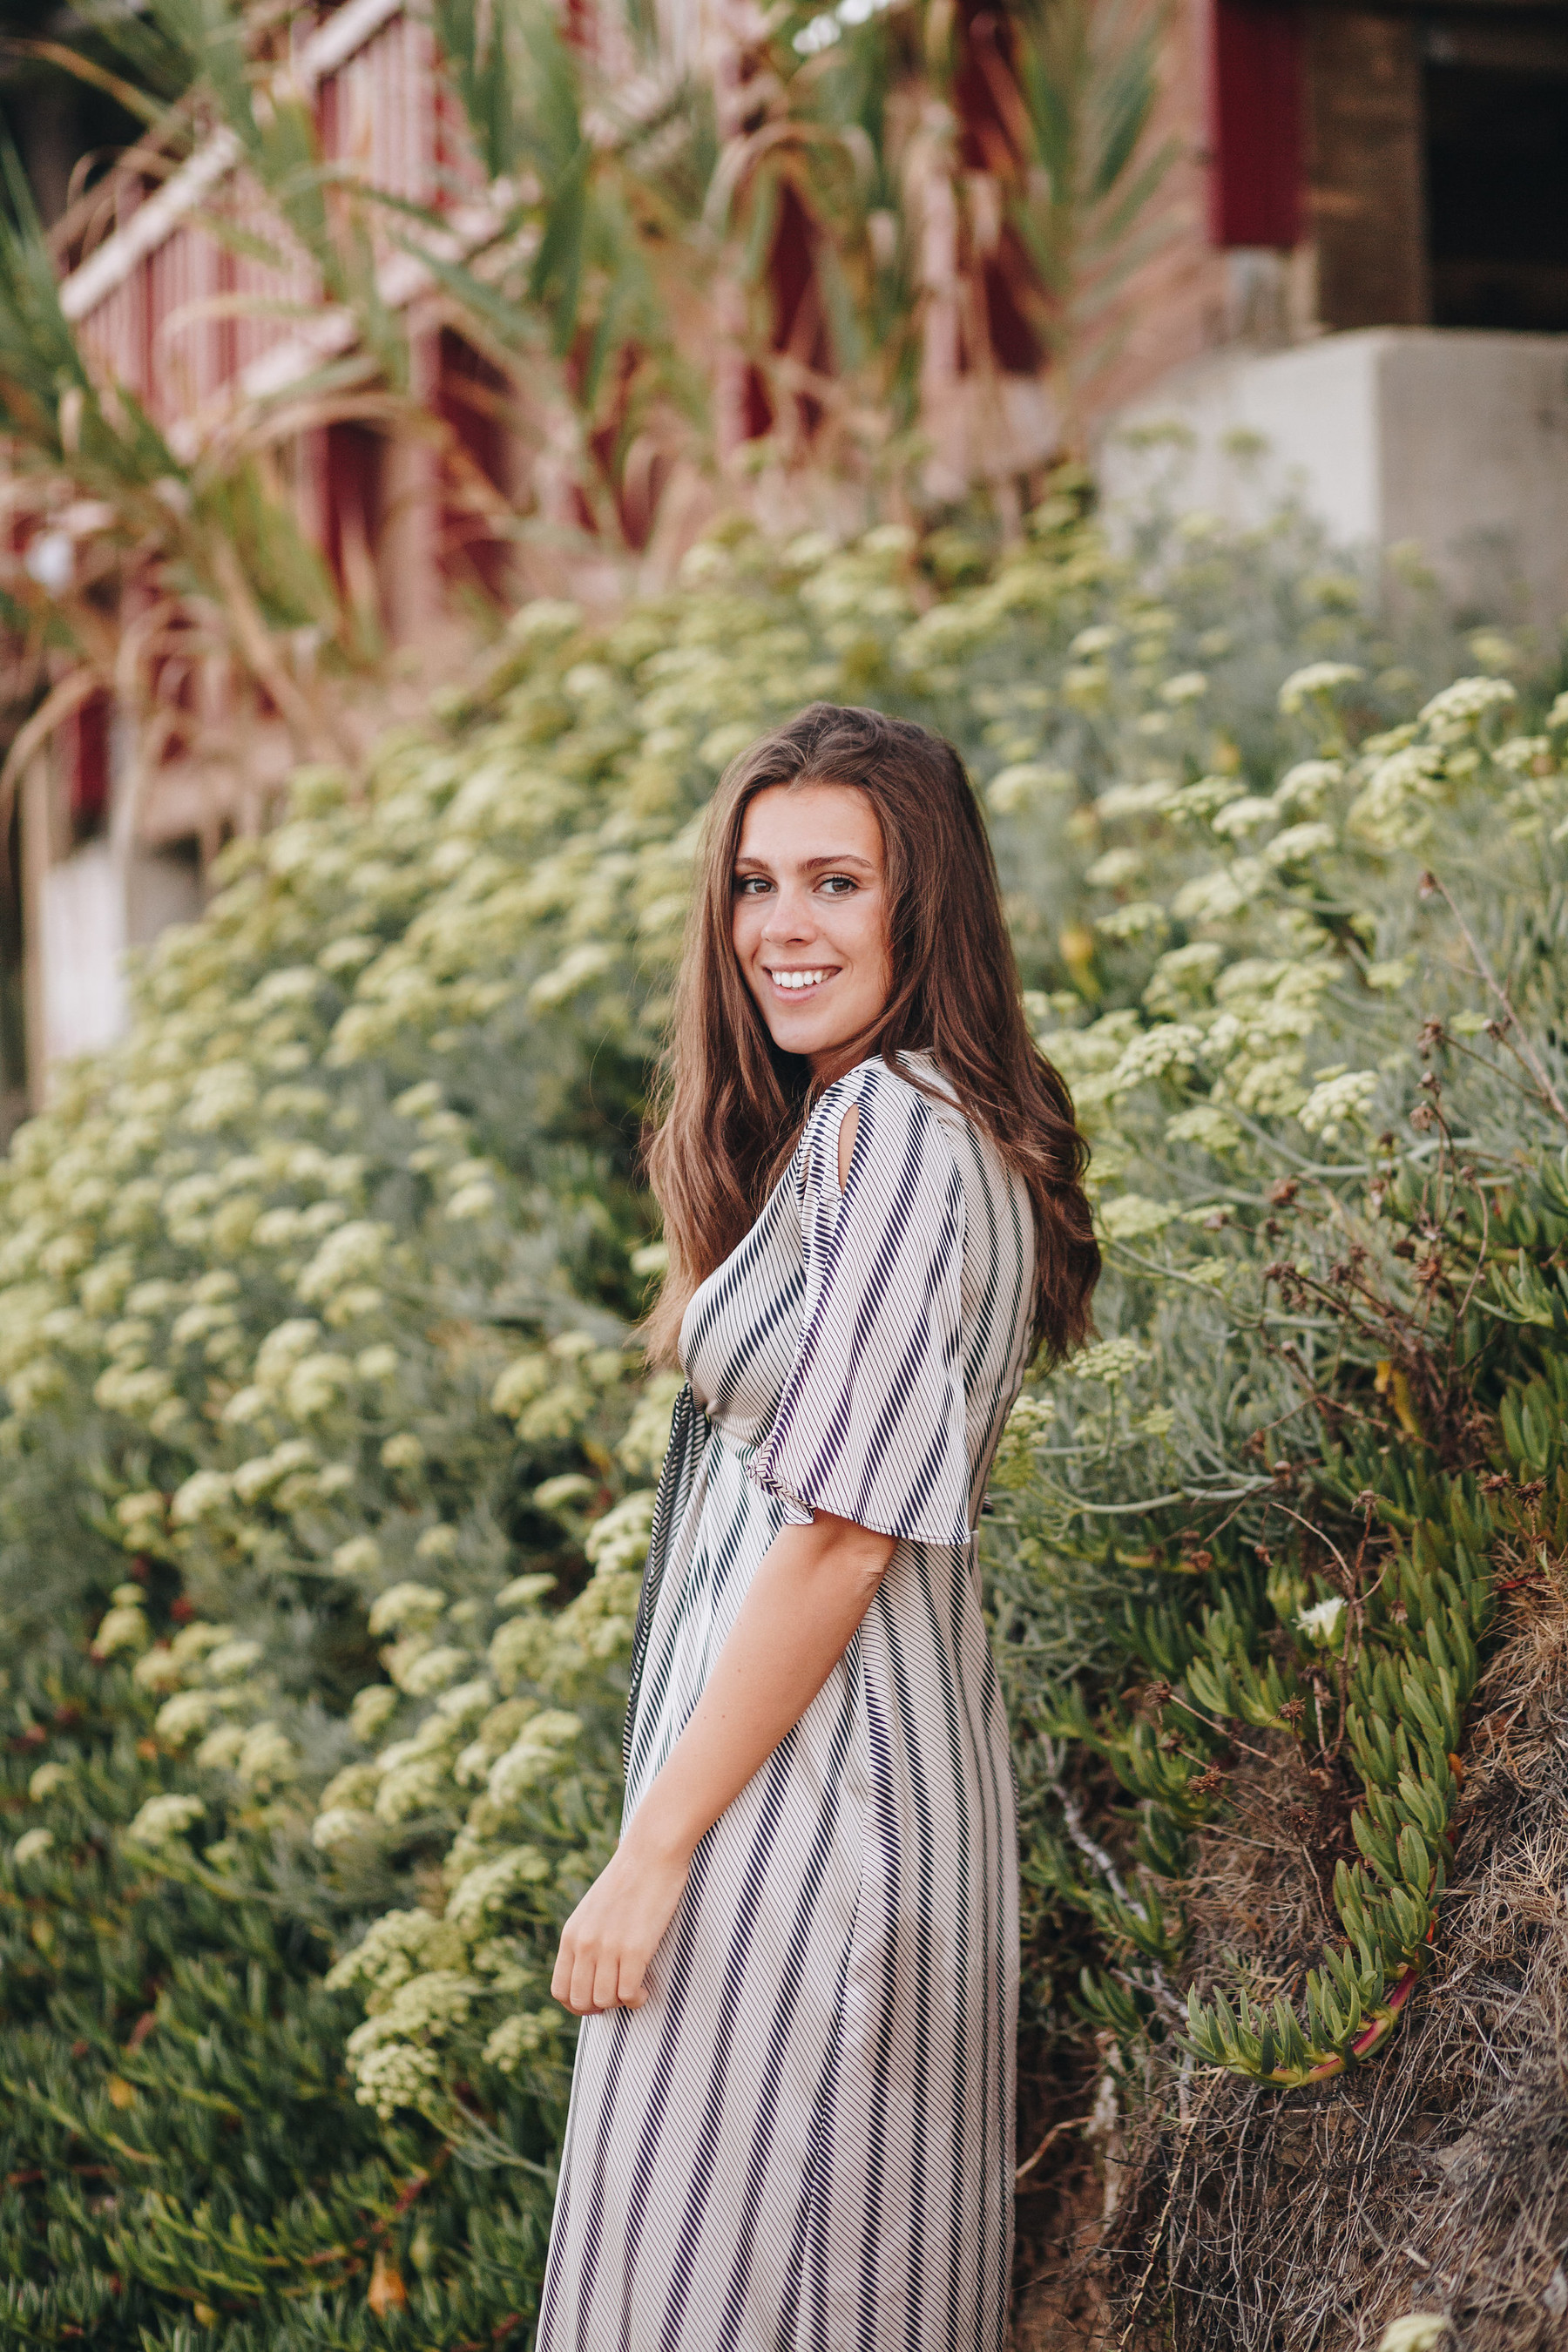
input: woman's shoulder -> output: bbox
[804,1051,963,1170]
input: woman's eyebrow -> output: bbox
[733,849,876,872]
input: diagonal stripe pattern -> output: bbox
[538,1053,1032,2351]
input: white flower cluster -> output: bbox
[1277,661,1364,715]
[1298,1069,1380,1145]
[127,1792,206,1846]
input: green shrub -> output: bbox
[0,1644,561,2345]
[989,656,1568,2092]
[0,490,1528,2330]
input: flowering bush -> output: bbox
[3,488,1543,2333]
[986,650,1568,2138]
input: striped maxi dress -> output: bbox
[537,1050,1033,2352]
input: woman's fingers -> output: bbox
[591,1948,624,2014]
[570,1937,605,2016]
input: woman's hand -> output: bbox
[551,1826,691,2016]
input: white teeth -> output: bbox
[773,969,831,990]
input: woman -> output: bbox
[537,703,1098,2351]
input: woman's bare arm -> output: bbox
[551,1507,895,2017]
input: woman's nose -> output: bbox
[761,888,815,942]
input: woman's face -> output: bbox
[732,781,893,1078]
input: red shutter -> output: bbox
[1209,0,1305,248]
[68,692,112,840]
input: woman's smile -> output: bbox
[765,963,840,995]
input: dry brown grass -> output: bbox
[1013,1567,1568,2352]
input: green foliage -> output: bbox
[0,1645,557,2345]
[989,634,1568,2085]
[0,493,1550,2324]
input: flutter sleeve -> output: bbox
[749,1066,974,1547]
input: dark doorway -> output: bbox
[1425,33,1568,333]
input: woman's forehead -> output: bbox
[735,781,882,862]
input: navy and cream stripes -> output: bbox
[537,1051,1031,2351]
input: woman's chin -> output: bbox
[767,1022,862,1075]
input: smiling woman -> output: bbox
[537,703,1099,2352]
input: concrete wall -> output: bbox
[1099,328,1568,626]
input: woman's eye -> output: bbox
[820,875,856,896]
[735,875,769,894]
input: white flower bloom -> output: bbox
[487,1712,584,1808]
[1299,1069,1379,1143]
[1067,1337,1150,1386]
[483,2011,559,2074]
[1277,661,1364,715]
[297,1220,390,1304]
[585,1492,658,1575]
[333,1535,383,1578]
[154,1689,222,1746]
[375,1754,449,1821]
[170,1469,233,1525]
[91,1603,148,1658]
[1210,794,1281,841]
[327,1907,461,1997]
[1417,674,1515,736]
[490,1354,551,1418]
[1099,1194,1179,1240]
[349,1685,400,1741]
[235,1721,296,1788]
[285,1352,355,1419]
[113,1490,166,1534]
[397,1645,470,1699]
[494,1571,560,1614]
[1265,821,1336,867]
[312,1806,378,1852]
[1273,758,1342,813]
[132,1646,186,1693]
[345,2037,443,2119]
[1085,848,1143,891]
[1109,1024,1205,1097]
[1171,860,1268,924]
[985,763,1071,814]
[12,1828,55,1865]
[444,1181,497,1221]
[368,1582,447,1637]
[204,1639,264,1683]
[28,1762,67,1801]
[254,1319,323,1391]
[1095,901,1169,943]
[127,1793,206,1845]
[446,1846,553,1927]
[434,1678,495,1726]
[193,1724,247,1771]
[1296,1595,1346,1646]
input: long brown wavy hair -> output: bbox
[642,702,1099,1368]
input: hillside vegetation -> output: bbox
[2,497,1565,2347]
